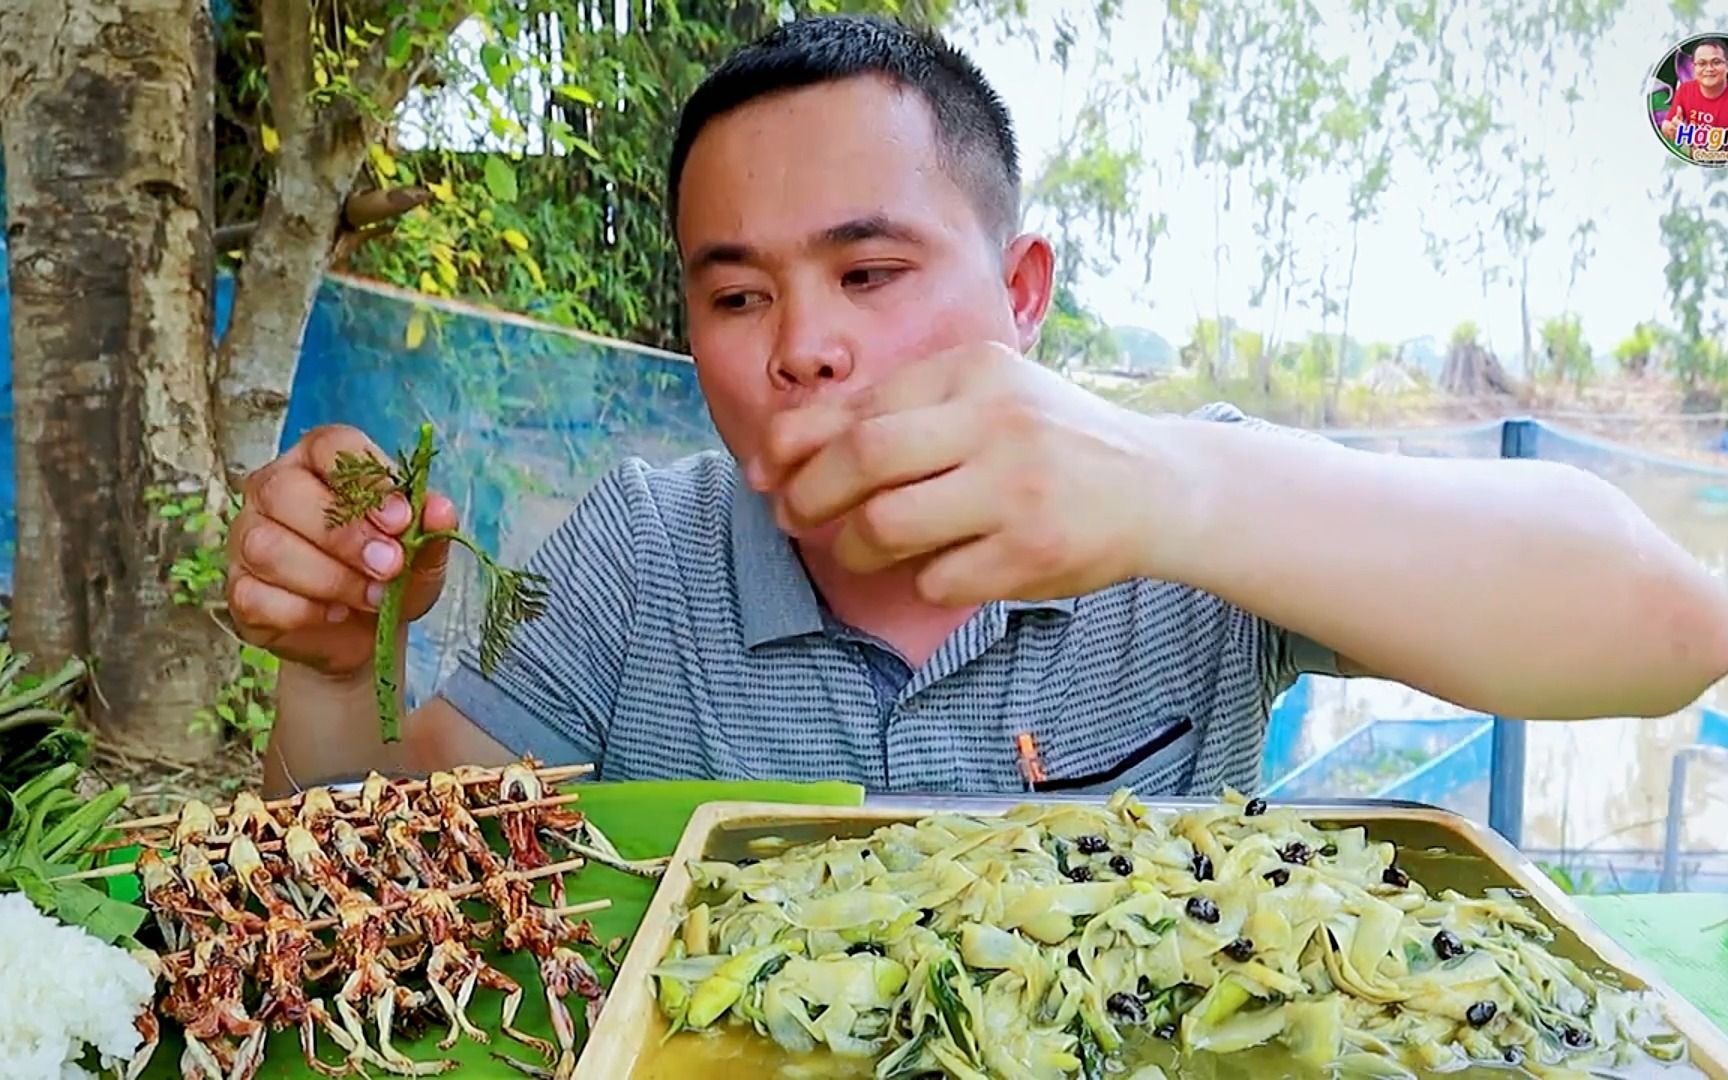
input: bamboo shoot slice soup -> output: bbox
[639,791,1702,1079]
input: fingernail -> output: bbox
[363,540,394,576]
[366,583,385,608]
[326,603,351,623]
[379,494,410,530]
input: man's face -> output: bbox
[1697,44,1727,93]
[674,76,1042,473]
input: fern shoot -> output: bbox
[324,422,549,743]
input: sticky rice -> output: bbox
[0,892,157,1080]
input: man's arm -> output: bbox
[1152,414,1728,719]
[753,344,1728,724]
[261,628,513,797]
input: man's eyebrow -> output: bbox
[685,216,923,276]
[816,215,924,248]
[686,242,755,275]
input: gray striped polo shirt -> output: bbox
[436,402,1341,797]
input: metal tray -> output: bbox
[577,797,1728,1079]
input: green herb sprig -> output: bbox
[325,422,549,743]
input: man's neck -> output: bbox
[1704,81,1726,100]
[795,543,978,669]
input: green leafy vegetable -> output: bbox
[324,422,549,742]
[49,878,147,945]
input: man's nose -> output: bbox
[769,300,855,388]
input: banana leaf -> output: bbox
[123,777,865,1079]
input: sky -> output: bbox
[953,0,1728,364]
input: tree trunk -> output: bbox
[0,0,229,755]
[212,0,468,484]
[1518,250,1533,381]
[1329,215,1362,426]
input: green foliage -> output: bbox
[1038,284,1121,369]
[1178,317,1231,382]
[144,486,241,606]
[1658,172,1728,399]
[1450,321,1481,350]
[145,486,279,750]
[332,0,1021,349]
[1538,860,1602,897]
[1024,75,1164,366]
[1613,321,1667,377]
[1538,314,1593,391]
[191,645,279,754]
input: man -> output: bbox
[1661,38,1726,141]
[233,16,1728,800]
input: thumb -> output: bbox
[403,492,457,619]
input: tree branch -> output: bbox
[212,0,470,480]
[259,0,315,152]
[344,186,432,229]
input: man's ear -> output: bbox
[1003,232,1055,354]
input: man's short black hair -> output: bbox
[666,14,1021,246]
[1693,37,1727,57]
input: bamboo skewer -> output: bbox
[59,793,590,881]
[284,859,591,933]
[151,862,608,966]
[110,762,596,833]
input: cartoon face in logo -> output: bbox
[1649,33,1728,166]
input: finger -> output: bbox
[421,492,459,534]
[750,398,865,493]
[752,346,977,489]
[236,516,382,612]
[776,403,983,532]
[228,572,346,640]
[831,463,1001,574]
[248,462,402,581]
[915,534,1045,608]
[290,423,394,481]
[287,424,419,534]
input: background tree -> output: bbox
[1,0,465,755]
[1539,314,1594,394]
[1013,59,1159,370]
[0,0,230,755]
[1657,167,1728,405]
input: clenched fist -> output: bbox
[226,425,458,676]
[747,342,1175,606]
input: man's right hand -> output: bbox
[1663,106,1684,140]
[227,425,458,677]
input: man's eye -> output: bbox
[715,291,766,312]
[842,267,901,289]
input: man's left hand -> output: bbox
[747,342,1181,605]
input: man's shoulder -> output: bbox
[527,449,738,573]
[584,448,738,524]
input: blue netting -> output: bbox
[252,275,724,701]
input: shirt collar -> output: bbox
[729,463,1076,649]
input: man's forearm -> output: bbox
[261,628,518,798]
[262,653,419,797]
[1151,416,1728,719]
